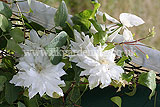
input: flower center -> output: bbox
[99,59,109,65]
[35,63,43,73]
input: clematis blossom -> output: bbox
[69,30,124,89]
[97,11,145,42]
[10,30,66,99]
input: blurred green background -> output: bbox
[38,0,160,50]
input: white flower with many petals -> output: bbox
[70,30,124,89]
[97,11,145,42]
[10,30,66,99]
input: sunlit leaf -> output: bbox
[0,14,8,32]
[111,96,122,107]
[79,10,93,19]
[138,70,156,100]
[103,43,115,51]
[116,56,128,66]
[93,31,107,45]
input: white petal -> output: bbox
[29,87,38,99]
[80,69,90,76]
[30,30,41,44]
[97,11,120,24]
[74,30,83,43]
[123,28,133,41]
[41,33,55,47]
[107,27,121,42]
[88,74,100,89]
[120,13,145,27]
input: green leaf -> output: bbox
[111,96,122,107]
[89,19,103,32]
[29,21,45,31]
[116,56,128,66]
[90,2,100,19]
[18,102,26,107]
[103,43,115,51]
[45,31,67,65]
[122,72,134,82]
[103,14,107,22]
[93,31,107,45]
[0,36,7,49]
[10,28,25,43]
[0,2,12,18]
[71,16,91,32]
[24,96,39,107]
[66,86,81,106]
[7,39,24,55]
[138,70,156,100]
[0,14,8,32]
[0,76,7,91]
[50,48,63,65]
[54,1,68,27]
[45,31,67,48]
[63,22,74,40]
[5,83,20,104]
[79,10,93,19]
[61,68,75,81]
[72,63,82,84]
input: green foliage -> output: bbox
[90,1,100,19]
[66,86,81,106]
[0,76,7,91]
[45,31,67,65]
[116,55,129,66]
[0,14,8,32]
[6,39,24,55]
[0,2,12,18]
[138,70,156,100]
[0,36,7,49]
[93,31,107,45]
[122,71,134,82]
[18,102,26,107]
[89,19,103,32]
[103,43,115,51]
[111,96,122,107]
[72,16,91,32]
[5,83,21,104]
[10,28,25,43]
[24,96,39,107]
[54,1,68,27]
[79,10,93,19]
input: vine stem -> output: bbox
[15,2,26,39]
[75,84,88,104]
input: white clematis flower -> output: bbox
[70,30,124,89]
[10,30,66,99]
[97,11,145,42]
